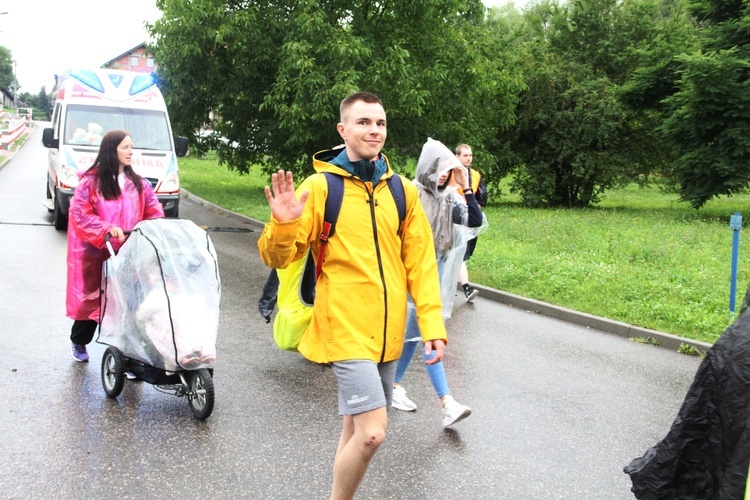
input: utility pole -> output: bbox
[9,59,18,98]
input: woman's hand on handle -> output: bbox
[263,170,309,223]
[108,227,125,243]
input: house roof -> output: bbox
[102,42,152,67]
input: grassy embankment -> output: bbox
[179,151,750,345]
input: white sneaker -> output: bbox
[125,371,137,380]
[391,385,417,411]
[442,395,471,427]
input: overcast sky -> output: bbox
[3,0,519,95]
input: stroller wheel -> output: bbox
[101,346,126,398]
[187,368,214,420]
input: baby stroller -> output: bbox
[97,218,221,419]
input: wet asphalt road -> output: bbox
[0,125,703,499]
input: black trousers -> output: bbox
[463,237,479,261]
[70,319,98,345]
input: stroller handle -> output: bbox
[105,230,133,257]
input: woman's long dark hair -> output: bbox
[86,130,144,200]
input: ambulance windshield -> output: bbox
[64,104,171,151]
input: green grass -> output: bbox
[179,154,750,344]
[179,152,273,221]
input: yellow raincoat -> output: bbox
[258,152,447,364]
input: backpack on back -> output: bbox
[261,172,407,352]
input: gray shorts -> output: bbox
[332,360,397,416]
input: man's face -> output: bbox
[337,100,387,162]
[457,147,473,168]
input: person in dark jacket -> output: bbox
[624,308,750,499]
[455,143,486,302]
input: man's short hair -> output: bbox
[340,92,383,122]
[456,143,471,155]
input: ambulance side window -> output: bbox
[51,103,62,139]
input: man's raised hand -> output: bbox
[263,170,309,222]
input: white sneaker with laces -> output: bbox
[391,384,417,411]
[442,395,471,427]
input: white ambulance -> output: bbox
[42,68,188,230]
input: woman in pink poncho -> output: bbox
[67,129,164,363]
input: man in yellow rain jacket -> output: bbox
[258,92,447,500]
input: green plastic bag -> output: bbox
[273,251,315,351]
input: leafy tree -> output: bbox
[500,0,678,207]
[36,87,51,119]
[509,52,639,207]
[0,45,14,91]
[613,0,701,205]
[467,3,527,200]
[619,0,698,110]
[656,0,750,208]
[16,87,51,119]
[17,91,33,105]
[150,0,521,176]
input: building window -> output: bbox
[146,57,155,68]
[130,56,139,67]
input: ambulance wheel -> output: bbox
[187,368,214,420]
[101,347,125,398]
[53,191,68,231]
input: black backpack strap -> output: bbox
[314,172,345,279]
[386,174,407,237]
[322,172,345,239]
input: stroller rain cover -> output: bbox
[98,218,221,372]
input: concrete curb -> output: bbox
[180,188,714,356]
[180,188,266,230]
[475,284,713,354]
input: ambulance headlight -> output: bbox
[157,171,180,193]
[60,165,80,189]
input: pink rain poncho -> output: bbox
[66,170,164,321]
